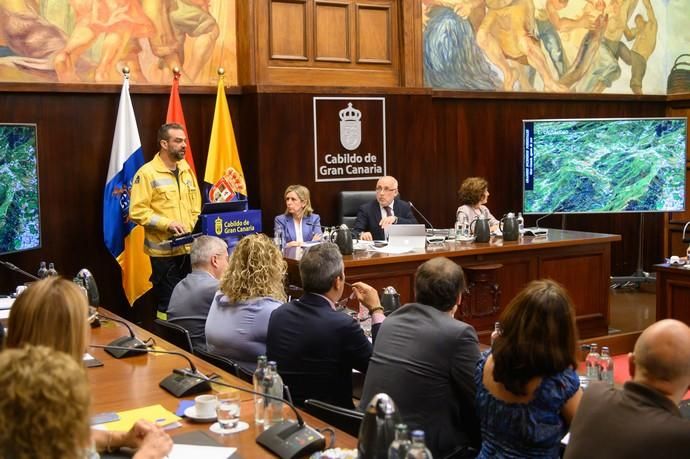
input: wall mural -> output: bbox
[0,0,237,85]
[423,0,689,94]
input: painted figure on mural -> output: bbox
[623,0,656,93]
[0,0,233,84]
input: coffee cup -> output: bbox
[670,255,680,264]
[194,394,218,418]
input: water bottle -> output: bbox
[585,343,601,380]
[517,212,524,232]
[263,361,284,429]
[491,322,501,347]
[599,346,614,388]
[37,261,47,279]
[274,228,284,249]
[253,356,268,424]
[454,213,468,241]
[405,430,433,458]
[47,262,58,276]
[388,423,412,459]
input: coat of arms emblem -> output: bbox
[339,103,362,151]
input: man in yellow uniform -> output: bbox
[130,123,201,316]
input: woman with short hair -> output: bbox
[456,177,499,232]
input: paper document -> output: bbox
[169,444,236,459]
[0,297,14,310]
[104,404,181,431]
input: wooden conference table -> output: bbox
[285,229,621,340]
[655,262,690,326]
[89,312,357,457]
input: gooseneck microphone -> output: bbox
[90,344,212,397]
[0,260,40,281]
[173,369,326,459]
[97,313,148,359]
[408,202,435,230]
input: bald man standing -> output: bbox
[352,176,417,241]
[564,319,690,459]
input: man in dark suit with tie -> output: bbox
[266,243,385,408]
[353,175,417,241]
[360,257,481,459]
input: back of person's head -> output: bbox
[7,276,89,362]
[632,319,690,393]
[220,233,286,303]
[0,345,91,459]
[284,184,314,215]
[299,243,344,294]
[190,235,228,268]
[414,257,464,311]
[493,279,578,396]
[457,177,488,206]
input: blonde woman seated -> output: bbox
[6,276,172,458]
[0,346,170,459]
[474,280,582,458]
[205,233,287,369]
[274,184,322,247]
[456,177,499,232]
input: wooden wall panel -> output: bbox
[270,1,308,60]
[356,5,392,63]
[315,2,351,62]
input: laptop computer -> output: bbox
[387,224,427,250]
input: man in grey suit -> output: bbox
[564,319,690,459]
[167,235,228,349]
[359,257,481,459]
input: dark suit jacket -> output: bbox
[274,212,322,244]
[352,198,417,241]
[266,293,380,408]
[564,381,690,459]
[360,303,481,459]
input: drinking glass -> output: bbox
[216,390,241,431]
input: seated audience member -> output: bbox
[564,319,690,459]
[352,175,417,241]
[456,177,499,232]
[475,279,582,458]
[274,184,323,247]
[0,346,171,459]
[360,257,481,459]
[206,234,286,369]
[168,235,229,349]
[6,277,173,456]
[267,242,385,407]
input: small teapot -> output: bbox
[330,224,353,255]
[471,216,491,243]
[500,212,519,241]
[381,286,401,315]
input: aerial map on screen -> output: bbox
[523,118,687,214]
[0,124,40,255]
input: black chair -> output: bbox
[337,191,376,228]
[194,347,240,378]
[153,319,193,353]
[303,399,364,437]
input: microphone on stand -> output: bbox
[173,369,327,459]
[408,202,435,230]
[409,202,445,242]
[0,260,40,281]
[97,313,149,359]
[90,344,212,398]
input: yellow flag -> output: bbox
[204,75,247,201]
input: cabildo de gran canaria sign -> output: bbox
[313,97,386,182]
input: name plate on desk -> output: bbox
[200,209,262,239]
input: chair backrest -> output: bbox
[303,399,364,437]
[337,191,376,228]
[153,319,193,353]
[194,347,240,378]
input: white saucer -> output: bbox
[184,406,216,422]
[209,421,249,434]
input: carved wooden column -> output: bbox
[455,264,502,325]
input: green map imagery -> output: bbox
[0,125,40,254]
[526,120,687,213]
